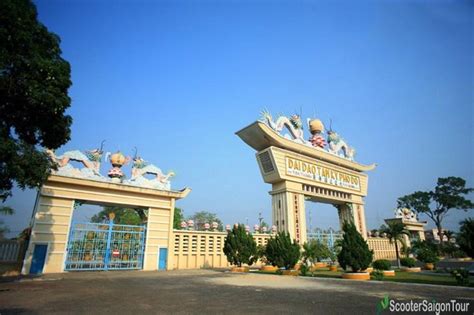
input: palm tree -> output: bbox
[380,221,409,269]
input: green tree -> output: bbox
[0,0,73,201]
[90,206,146,225]
[302,239,331,265]
[0,206,14,239]
[443,230,455,242]
[398,177,474,245]
[187,211,223,231]
[265,232,301,270]
[173,207,184,230]
[457,218,474,258]
[380,221,409,268]
[223,224,257,267]
[337,222,373,272]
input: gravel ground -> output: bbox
[0,269,473,314]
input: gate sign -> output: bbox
[112,250,120,258]
[286,157,360,191]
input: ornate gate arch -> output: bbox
[22,147,190,274]
[237,112,376,243]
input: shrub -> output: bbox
[416,247,439,264]
[373,259,391,271]
[452,249,467,259]
[257,245,268,264]
[265,231,301,270]
[223,224,257,267]
[457,218,474,258]
[299,263,309,276]
[411,239,439,256]
[371,270,384,281]
[451,269,470,286]
[337,222,373,272]
[400,257,416,268]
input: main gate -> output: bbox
[65,221,146,271]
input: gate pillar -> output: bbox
[270,184,307,245]
[21,194,75,275]
[336,202,368,240]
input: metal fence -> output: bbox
[307,229,342,249]
[0,240,24,263]
[65,221,146,271]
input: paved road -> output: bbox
[0,270,473,314]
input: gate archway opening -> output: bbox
[65,201,148,271]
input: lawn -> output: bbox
[255,267,473,287]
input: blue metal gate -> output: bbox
[65,221,146,271]
[158,248,168,270]
[30,244,48,274]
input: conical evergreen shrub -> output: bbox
[265,231,301,270]
[223,224,257,267]
[337,221,373,272]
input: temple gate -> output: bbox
[236,112,376,243]
[22,148,190,274]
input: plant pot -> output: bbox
[329,265,338,272]
[342,272,370,280]
[424,263,435,270]
[231,266,249,273]
[261,265,278,272]
[382,270,395,277]
[282,270,299,276]
[313,262,327,269]
[401,267,421,272]
[362,267,373,273]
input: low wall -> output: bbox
[0,240,26,276]
[367,237,402,260]
[172,232,401,270]
[172,230,270,269]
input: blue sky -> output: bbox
[3,0,473,236]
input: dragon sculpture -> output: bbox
[46,140,105,178]
[261,110,306,144]
[395,208,418,222]
[326,121,355,160]
[127,149,175,190]
[261,110,356,161]
[46,144,175,191]
[327,131,355,160]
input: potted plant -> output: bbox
[328,244,339,272]
[329,263,338,272]
[313,239,331,269]
[416,247,439,270]
[372,259,395,277]
[362,264,373,273]
[302,241,315,274]
[258,245,278,272]
[266,232,300,276]
[400,257,421,272]
[302,239,331,271]
[338,222,373,280]
[223,224,257,272]
[379,221,409,269]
